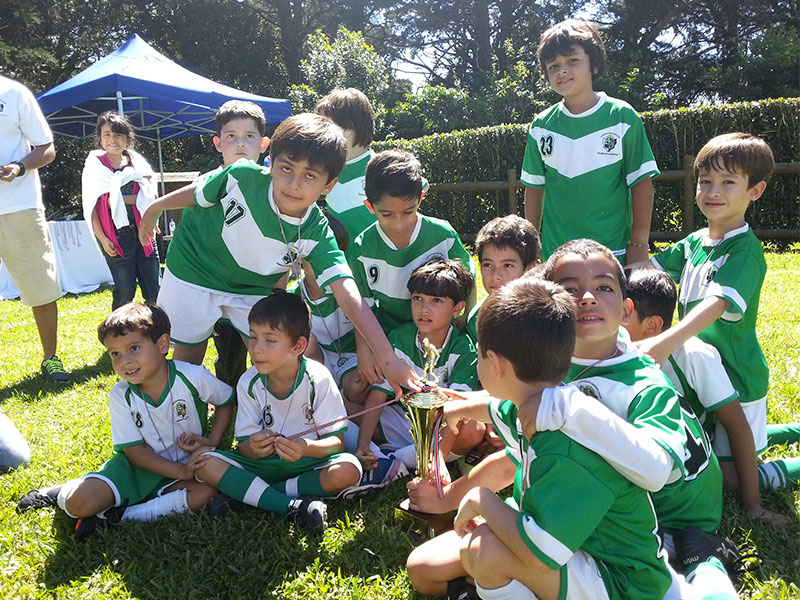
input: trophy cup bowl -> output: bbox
[401,387,447,480]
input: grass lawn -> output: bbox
[1,249,799,599]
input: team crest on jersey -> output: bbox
[280,246,300,268]
[574,380,601,400]
[599,133,620,154]
[132,411,144,428]
[262,405,274,428]
[0,101,5,114]
[173,400,188,422]
[704,267,717,284]
[539,135,554,157]
[425,252,445,263]
[303,403,313,423]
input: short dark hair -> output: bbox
[475,215,540,268]
[215,100,267,137]
[248,290,311,344]
[407,259,474,304]
[315,88,375,148]
[544,238,627,298]
[478,278,575,383]
[365,149,424,205]
[98,303,170,345]
[269,113,347,183]
[694,132,775,188]
[95,111,135,148]
[318,199,350,252]
[537,19,606,81]
[625,269,677,331]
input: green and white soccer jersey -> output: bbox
[296,278,357,356]
[325,150,376,242]
[235,357,348,441]
[374,323,479,398]
[652,224,768,405]
[568,337,722,534]
[166,160,352,296]
[466,294,486,344]
[348,213,475,331]
[489,399,673,600]
[663,337,738,436]
[520,93,659,258]
[109,360,234,462]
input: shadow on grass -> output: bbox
[0,353,114,404]
[39,480,418,599]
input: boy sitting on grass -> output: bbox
[139,113,416,397]
[192,291,362,531]
[433,278,679,600]
[18,303,234,540]
[633,133,800,514]
[348,260,482,497]
[347,149,476,380]
[466,214,540,344]
[625,267,796,526]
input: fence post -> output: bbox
[682,155,695,235]
[507,168,517,215]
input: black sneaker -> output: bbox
[208,492,244,518]
[673,526,740,571]
[41,355,70,383]
[447,576,478,600]
[73,500,128,541]
[285,497,328,532]
[17,485,62,513]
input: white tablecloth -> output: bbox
[0,220,113,300]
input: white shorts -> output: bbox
[321,350,358,385]
[475,550,610,600]
[713,397,768,459]
[157,268,259,345]
[377,402,414,448]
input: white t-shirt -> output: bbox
[0,75,53,215]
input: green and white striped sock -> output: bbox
[758,458,800,490]
[217,467,292,514]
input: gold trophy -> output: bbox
[394,337,454,542]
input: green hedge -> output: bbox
[374,98,800,237]
[41,99,798,237]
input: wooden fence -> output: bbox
[427,158,800,243]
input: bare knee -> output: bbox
[65,479,115,517]
[322,463,361,493]
[186,482,217,512]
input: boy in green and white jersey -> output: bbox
[18,304,234,538]
[139,114,418,398]
[193,292,362,531]
[435,278,682,600]
[521,20,658,264]
[354,260,482,484]
[466,214,540,344]
[314,88,377,242]
[347,149,475,345]
[540,239,736,600]
[625,268,799,526]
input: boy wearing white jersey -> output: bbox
[18,304,234,539]
[193,292,362,531]
[314,88,377,242]
[625,268,798,526]
[521,19,658,264]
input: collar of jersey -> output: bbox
[260,355,307,400]
[558,91,607,118]
[129,359,176,407]
[376,213,423,250]
[699,222,750,245]
[344,149,373,166]
[571,330,638,368]
[268,181,314,226]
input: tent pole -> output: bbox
[157,127,166,196]
[116,91,124,115]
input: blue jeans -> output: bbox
[0,411,30,473]
[104,223,161,310]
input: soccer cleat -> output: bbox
[73,501,127,541]
[285,497,328,532]
[41,355,70,383]
[447,576,478,600]
[17,485,62,513]
[208,492,244,518]
[338,456,409,500]
[673,526,740,571]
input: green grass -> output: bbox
[2,250,800,599]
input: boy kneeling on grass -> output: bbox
[18,303,234,540]
[435,277,680,600]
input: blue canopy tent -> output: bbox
[36,33,291,196]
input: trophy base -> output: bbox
[394,498,455,544]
